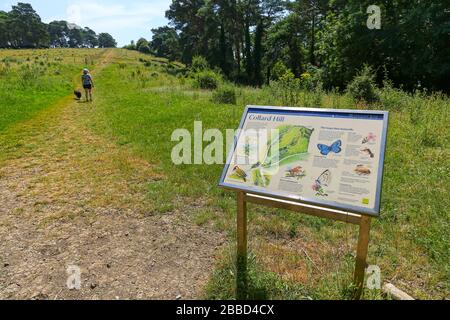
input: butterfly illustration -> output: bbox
[317,140,342,156]
[312,169,331,196]
[316,169,331,186]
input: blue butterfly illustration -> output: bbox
[317,139,342,156]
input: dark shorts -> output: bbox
[83,84,92,90]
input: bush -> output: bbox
[271,61,289,81]
[347,65,379,103]
[139,44,152,54]
[18,65,40,88]
[212,86,237,104]
[301,65,324,92]
[150,71,160,78]
[379,79,409,111]
[194,70,221,90]
[136,38,150,53]
[302,87,324,107]
[191,56,209,72]
[271,70,301,106]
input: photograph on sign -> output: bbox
[220,106,389,216]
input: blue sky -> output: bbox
[1,0,171,46]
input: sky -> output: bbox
[1,0,172,46]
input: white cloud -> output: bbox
[65,0,170,32]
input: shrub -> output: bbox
[271,61,289,81]
[150,71,160,78]
[347,65,379,104]
[18,65,40,88]
[212,86,237,104]
[0,64,11,76]
[302,87,324,107]
[194,70,221,90]
[139,44,152,54]
[271,70,301,106]
[136,38,151,53]
[191,56,209,72]
[300,72,312,83]
[301,65,324,92]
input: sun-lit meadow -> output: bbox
[0,48,448,299]
[0,48,106,132]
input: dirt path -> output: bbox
[0,50,224,299]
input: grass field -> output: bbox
[0,48,448,299]
[0,48,107,132]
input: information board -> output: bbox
[219,106,389,216]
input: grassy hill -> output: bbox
[0,48,448,299]
[0,49,107,132]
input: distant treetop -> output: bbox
[0,2,117,49]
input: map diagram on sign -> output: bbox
[230,125,313,187]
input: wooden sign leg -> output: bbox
[236,191,248,299]
[353,215,371,299]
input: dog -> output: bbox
[74,90,82,100]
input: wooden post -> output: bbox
[236,191,248,299]
[232,192,374,300]
[353,215,371,299]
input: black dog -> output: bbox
[74,90,82,100]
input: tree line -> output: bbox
[123,26,181,62]
[0,3,117,49]
[128,0,449,93]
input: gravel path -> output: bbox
[0,50,224,299]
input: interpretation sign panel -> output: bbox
[219,106,389,216]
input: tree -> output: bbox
[1,4,118,51]
[165,0,287,84]
[67,27,83,48]
[82,27,98,48]
[136,37,151,53]
[48,21,69,48]
[0,11,9,48]
[98,33,117,48]
[265,13,305,78]
[290,0,329,66]
[154,0,450,91]
[218,22,233,77]
[317,0,450,92]
[7,3,49,48]
[151,26,180,61]
[253,20,264,85]
[49,22,98,48]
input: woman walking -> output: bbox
[82,68,94,102]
